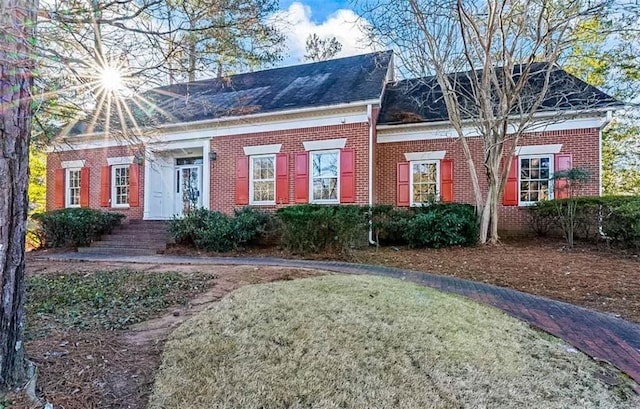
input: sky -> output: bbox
[275,1,376,65]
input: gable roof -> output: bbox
[377,63,622,126]
[71,51,393,135]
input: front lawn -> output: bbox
[151,275,639,409]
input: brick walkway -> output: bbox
[42,253,640,388]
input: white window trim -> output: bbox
[107,156,134,166]
[515,144,562,156]
[111,164,130,208]
[249,154,276,206]
[409,160,440,207]
[404,150,446,161]
[243,144,282,156]
[309,149,340,204]
[61,160,85,169]
[65,167,81,208]
[518,154,555,206]
[303,138,346,151]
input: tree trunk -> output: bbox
[0,0,37,389]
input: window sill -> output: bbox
[249,201,276,206]
[65,205,81,209]
[112,204,130,209]
[310,200,340,205]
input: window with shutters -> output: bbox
[310,150,339,203]
[65,168,81,208]
[249,154,275,205]
[519,155,554,205]
[112,165,130,207]
[410,160,440,206]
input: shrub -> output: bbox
[32,208,125,248]
[603,200,640,250]
[404,203,478,248]
[169,207,272,252]
[277,205,368,254]
[371,205,413,245]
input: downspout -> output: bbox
[598,110,613,196]
[367,104,377,245]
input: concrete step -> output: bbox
[102,234,169,241]
[91,241,166,249]
[77,247,161,256]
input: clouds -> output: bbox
[275,2,377,65]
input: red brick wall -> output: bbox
[46,145,145,220]
[375,127,600,232]
[210,122,370,214]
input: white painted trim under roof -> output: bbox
[404,150,447,161]
[515,144,562,156]
[243,144,282,156]
[107,156,134,166]
[61,160,85,168]
[303,138,347,151]
[377,116,604,143]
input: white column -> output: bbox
[202,139,211,209]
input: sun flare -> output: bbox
[99,66,124,92]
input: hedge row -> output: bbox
[528,196,640,249]
[169,204,479,254]
[32,208,125,248]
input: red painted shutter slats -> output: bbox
[339,149,355,203]
[80,167,90,207]
[294,152,309,203]
[54,169,65,209]
[129,164,140,207]
[100,165,111,207]
[397,162,410,207]
[275,153,289,204]
[236,157,249,205]
[554,153,573,199]
[440,159,454,203]
[502,156,519,206]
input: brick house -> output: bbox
[46,51,620,234]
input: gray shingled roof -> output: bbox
[71,51,392,135]
[378,63,622,125]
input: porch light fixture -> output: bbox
[134,154,144,165]
[209,151,218,161]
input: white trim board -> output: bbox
[243,144,282,156]
[107,156,134,166]
[515,144,562,156]
[61,160,85,168]
[303,138,347,151]
[404,151,446,161]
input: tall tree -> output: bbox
[303,33,342,62]
[360,0,615,243]
[0,0,37,389]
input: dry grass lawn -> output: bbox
[150,275,639,409]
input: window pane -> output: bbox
[312,152,338,178]
[251,156,275,203]
[520,156,552,203]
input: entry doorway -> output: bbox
[175,157,203,216]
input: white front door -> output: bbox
[175,162,203,216]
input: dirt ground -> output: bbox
[13,258,326,409]
[13,239,640,408]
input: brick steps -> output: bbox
[77,220,169,256]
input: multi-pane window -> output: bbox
[520,155,553,204]
[112,165,130,206]
[250,155,275,204]
[411,161,439,205]
[311,150,338,202]
[66,168,81,207]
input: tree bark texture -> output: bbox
[0,0,37,389]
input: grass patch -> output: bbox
[151,275,639,409]
[26,269,216,337]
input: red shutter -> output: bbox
[294,152,309,203]
[275,153,289,204]
[54,169,65,209]
[554,153,573,199]
[339,149,355,203]
[80,167,90,207]
[129,163,140,207]
[503,156,519,206]
[440,159,454,203]
[236,157,249,205]
[100,165,111,207]
[397,162,410,207]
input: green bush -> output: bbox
[169,207,272,252]
[32,208,125,248]
[371,205,413,245]
[277,205,368,254]
[404,203,478,248]
[528,196,640,248]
